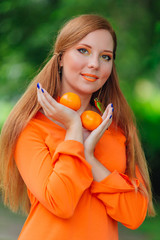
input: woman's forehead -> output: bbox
[77,29,114,51]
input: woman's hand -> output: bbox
[37,84,81,129]
[37,84,83,143]
[84,103,113,158]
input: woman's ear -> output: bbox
[59,54,63,67]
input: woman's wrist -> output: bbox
[85,154,111,182]
[64,114,80,129]
[65,118,83,143]
[84,144,95,160]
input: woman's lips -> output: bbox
[81,73,99,82]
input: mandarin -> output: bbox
[81,110,102,131]
[59,92,81,111]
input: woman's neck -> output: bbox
[77,94,93,115]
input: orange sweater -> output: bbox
[14,112,148,240]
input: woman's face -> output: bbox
[60,29,114,96]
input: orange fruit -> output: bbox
[81,110,102,131]
[59,92,81,111]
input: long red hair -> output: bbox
[0,14,155,216]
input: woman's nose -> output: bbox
[87,55,99,69]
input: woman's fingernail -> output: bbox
[109,115,112,119]
[41,88,44,93]
[112,108,114,112]
[37,83,40,89]
[111,103,113,107]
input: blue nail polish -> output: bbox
[111,103,113,107]
[37,83,40,89]
[109,115,112,119]
[41,88,44,93]
[112,108,114,112]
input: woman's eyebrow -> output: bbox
[78,43,113,53]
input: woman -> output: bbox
[0,14,155,240]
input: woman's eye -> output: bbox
[77,48,89,55]
[101,55,111,61]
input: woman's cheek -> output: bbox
[72,55,85,70]
[101,68,111,80]
[104,63,113,77]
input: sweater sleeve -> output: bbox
[14,123,93,219]
[90,131,148,230]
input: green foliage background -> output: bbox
[0,0,160,199]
